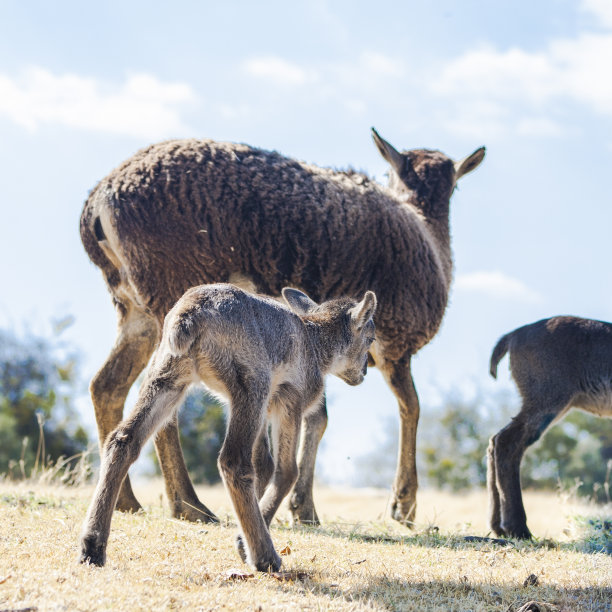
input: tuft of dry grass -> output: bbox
[0,480,610,611]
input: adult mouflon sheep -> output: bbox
[488,315,612,539]
[80,128,485,526]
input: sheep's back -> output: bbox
[84,138,448,357]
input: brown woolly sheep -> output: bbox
[80,128,485,526]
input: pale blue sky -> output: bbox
[1,0,611,483]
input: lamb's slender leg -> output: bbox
[80,356,190,566]
[382,355,419,526]
[253,428,274,500]
[154,419,219,522]
[89,303,158,513]
[487,437,502,535]
[492,402,566,539]
[218,390,281,572]
[289,396,327,525]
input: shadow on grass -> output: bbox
[273,515,612,556]
[264,571,612,612]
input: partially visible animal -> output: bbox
[79,283,376,571]
[80,128,485,526]
[488,316,612,539]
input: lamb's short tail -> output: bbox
[489,332,511,379]
[167,312,199,356]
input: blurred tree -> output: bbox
[150,388,226,484]
[352,387,612,502]
[0,327,89,477]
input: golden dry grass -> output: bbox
[0,480,610,611]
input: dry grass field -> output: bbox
[0,478,610,611]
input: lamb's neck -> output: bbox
[303,320,336,375]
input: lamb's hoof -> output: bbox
[390,497,416,527]
[173,499,219,524]
[235,534,247,563]
[79,534,106,567]
[289,492,320,526]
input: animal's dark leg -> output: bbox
[487,437,502,535]
[81,361,189,566]
[492,403,565,539]
[89,304,158,514]
[155,420,219,523]
[382,355,419,526]
[219,389,281,572]
[289,396,327,525]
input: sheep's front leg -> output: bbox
[289,396,327,525]
[219,393,281,572]
[382,356,419,526]
[80,357,190,565]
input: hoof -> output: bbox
[79,534,106,567]
[289,493,320,526]
[390,497,416,527]
[173,500,219,524]
[115,481,143,514]
[501,523,532,540]
[254,549,282,573]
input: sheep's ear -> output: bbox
[454,146,486,180]
[282,287,318,315]
[350,291,377,330]
[371,127,405,176]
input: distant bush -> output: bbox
[0,325,89,478]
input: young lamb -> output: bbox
[80,128,485,526]
[487,315,612,539]
[79,283,376,571]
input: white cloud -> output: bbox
[0,67,195,139]
[243,56,313,86]
[455,271,542,303]
[431,11,612,138]
[582,0,612,27]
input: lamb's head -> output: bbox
[282,288,377,386]
[371,127,485,217]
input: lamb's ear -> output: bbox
[350,291,377,330]
[282,287,318,315]
[371,127,405,176]
[454,146,485,180]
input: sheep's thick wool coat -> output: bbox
[81,138,454,361]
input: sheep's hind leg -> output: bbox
[289,396,327,525]
[89,304,158,514]
[154,422,219,522]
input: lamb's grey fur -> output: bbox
[80,128,485,525]
[487,315,612,539]
[79,283,376,571]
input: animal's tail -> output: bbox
[489,332,512,379]
[79,186,122,290]
[167,312,199,355]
